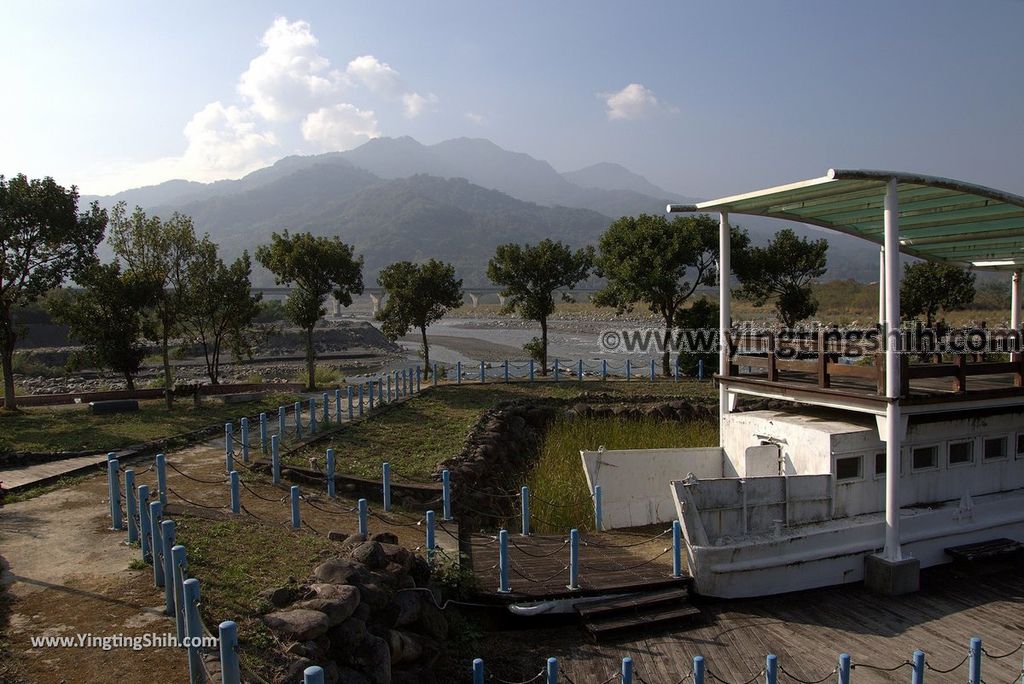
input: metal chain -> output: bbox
[167,487,226,511]
[165,462,227,485]
[780,665,839,684]
[509,538,569,558]
[707,668,766,684]
[853,660,912,673]
[488,669,545,684]
[924,654,968,674]
[583,528,672,549]
[983,642,1024,659]
[580,546,671,573]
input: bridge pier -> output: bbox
[369,292,386,315]
[468,293,480,309]
[497,294,506,307]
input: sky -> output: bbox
[2,1,1023,199]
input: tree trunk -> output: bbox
[161,333,173,409]
[305,325,316,391]
[125,373,135,391]
[662,317,673,378]
[540,316,548,376]
[1,344,16,411]
[420,325,430,377]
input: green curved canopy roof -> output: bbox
[668,169,1024,271]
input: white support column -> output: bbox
[1012,270,1021,332]
[878,246,886,327]
[719,212,732,427]
[883,178,903,563]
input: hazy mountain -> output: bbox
[563,162,685,201]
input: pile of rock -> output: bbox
[258,534,446,684]
[563,398,715,423]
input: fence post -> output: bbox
[335,389,342,422]
[480,360,486,384]
[456,361,462,384]
[910,650,922,684]
[358,498,368,537]
[593,485,602,532]
[182,578,202,683]
[529,359,535,382]
[108,459,122,530]
[521,486,530,536]
[230,471,240,514]
[326,448,336,498]
[568,528,579,590]
[156,453,167,506]
[138,485,151,562]
[358,385,364,417]
[498,529,510,593]
[171,544,188,642]
[240,417,250,463]
[382,462,392,512]
[674,358,680,382]
[347,386,354,419]
[766,654,777,684]
[622,657,633,684]
[225,422,234,472]
[698,358,705,380]
[554,358,560,382]
[433,362,439,385]
[602,359,608,380]
[291,486,301,529]
[303,667,325,684]
[219,621,240,684]
[578,358,583,381]
[260,412,268,453]
[271,435,281,484]
[626,358,631,381]
[546,657,558,684]
[387,373,393,401]
[125,469,137,544]
[294,400,303,438]
[504,359,509,383]
[160,519,176,614]
[368,382,375,411]
[425,510,435,563]
[309,398,317,433]
[693,656,705,684]
[322,392,329,423]
[672,520,682,578]
[150,501,164,586]
[442,469,452,521]
[473,659,485,684]
[969,637,981,684]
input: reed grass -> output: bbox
[526,415,718,533]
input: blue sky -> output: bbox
[2,1,1023,198]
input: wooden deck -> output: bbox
[474,562,1024,683]
[465,532,686,602]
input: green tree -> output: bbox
[735,228,828,327]
[108,202,199,408]
[376,259,463,375]
[486,239,593,374]
[900,261,976,327]
[181,240,263,384]
[256,231,364,390]
[0,174,106,410]
[674,298,720,376]
[48,263,161,389]
[594,213,749,376]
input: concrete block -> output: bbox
[88,399,140,415]
[865,554,920,595]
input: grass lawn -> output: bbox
[0,392,299,454]
[286,379,716,482]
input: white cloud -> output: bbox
[464,111,486,125]
[402,92,438,119]
[301,103,380,151]
[346,54,437,119]
[602,83,661,120]
[237,17,343,121]
[181,101,279,174]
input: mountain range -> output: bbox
[85,136,882,285]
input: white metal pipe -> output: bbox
[1011,270,1021,332]
[883,178,903,563]
[719,212,732,426]
[878,246,886,327]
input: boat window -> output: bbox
[912,445,938,470]
[874,452,886,476]
[948,440,974,465]
[1017,434,1024,459]
[984,436,1007,460]
[836,456,862,481]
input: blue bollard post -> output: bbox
[442,469,452,521]
[433,362,438,385]
[322,392,329,423]
[230,471,240,514]
[309,397,317,433]
[347,386,354,419]
[219,621,240,684]
[387,373,393,401]
[578,358,583,381]
[150,501,164,586]
[290,486,301,529]
[569,528,579,590]
[335,388,342,422]
[473,659,485,684]
[271,435,281,484]
[156,453,167,506]
[766,654,778,684]
[416,366,421,393]
[106,452,116,510]
[969,637,981,684]
[602,358,608,380]
[405,368,410,395]
[521,485,530,536]
[108,459,122,530]
[368,382,374,411]
[138,484,151,562]
[326,448,336,498]
[504,359,509,383]
[161,519,176,614]
[260,412,268,453]
[358,498,368,537]
[698,358,705,380]
[672,520,682,578]
[303,666,325,684]
[546,657,558,684]
[294,400,302,437]
[593,485,602,531]
[425,510,435,562]
[278,405,286,440]
[675,357,680,382]
[183,578,202,682]
[480,360,485,384]
[529,359,535,382]
[693,656,705,684]
[171,544,187,642]
[910,651,922,684]
[358,384,364,417]
[125,469,137,544]
[554,358,560,382]
[240,417,249,464]
[498,529,510,593]
[225,422,234,472]
[626,358,632,380]
[456,361,462,384]
[650,357,656,380]
[382,462,392,512]
[622,657,633,684]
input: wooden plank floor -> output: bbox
[466,532,686,601]
[474,563,1024,683]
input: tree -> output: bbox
[180,240,263,384]
[108,202,199,408]
[48,263,161,389]
[0,174,106,410]
[900,261,976,327]
[256,231,363,390]
[376,260,463,375]
[594,213,749,376]
[486,239,593,374]
[674,298,720,377]
[735,228,828,327]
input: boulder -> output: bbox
[393,591,421,627]
[327,617,367,660]
[329,530,350,542]
[413,598,447,640]
[371,532,399,544]
[316,558,365,585]
[264,609,330,641]
[259,585,296,609]
[293,591,360,626]
[358,634,392,684]
[351,541,388,570]
[387,630,424,665]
